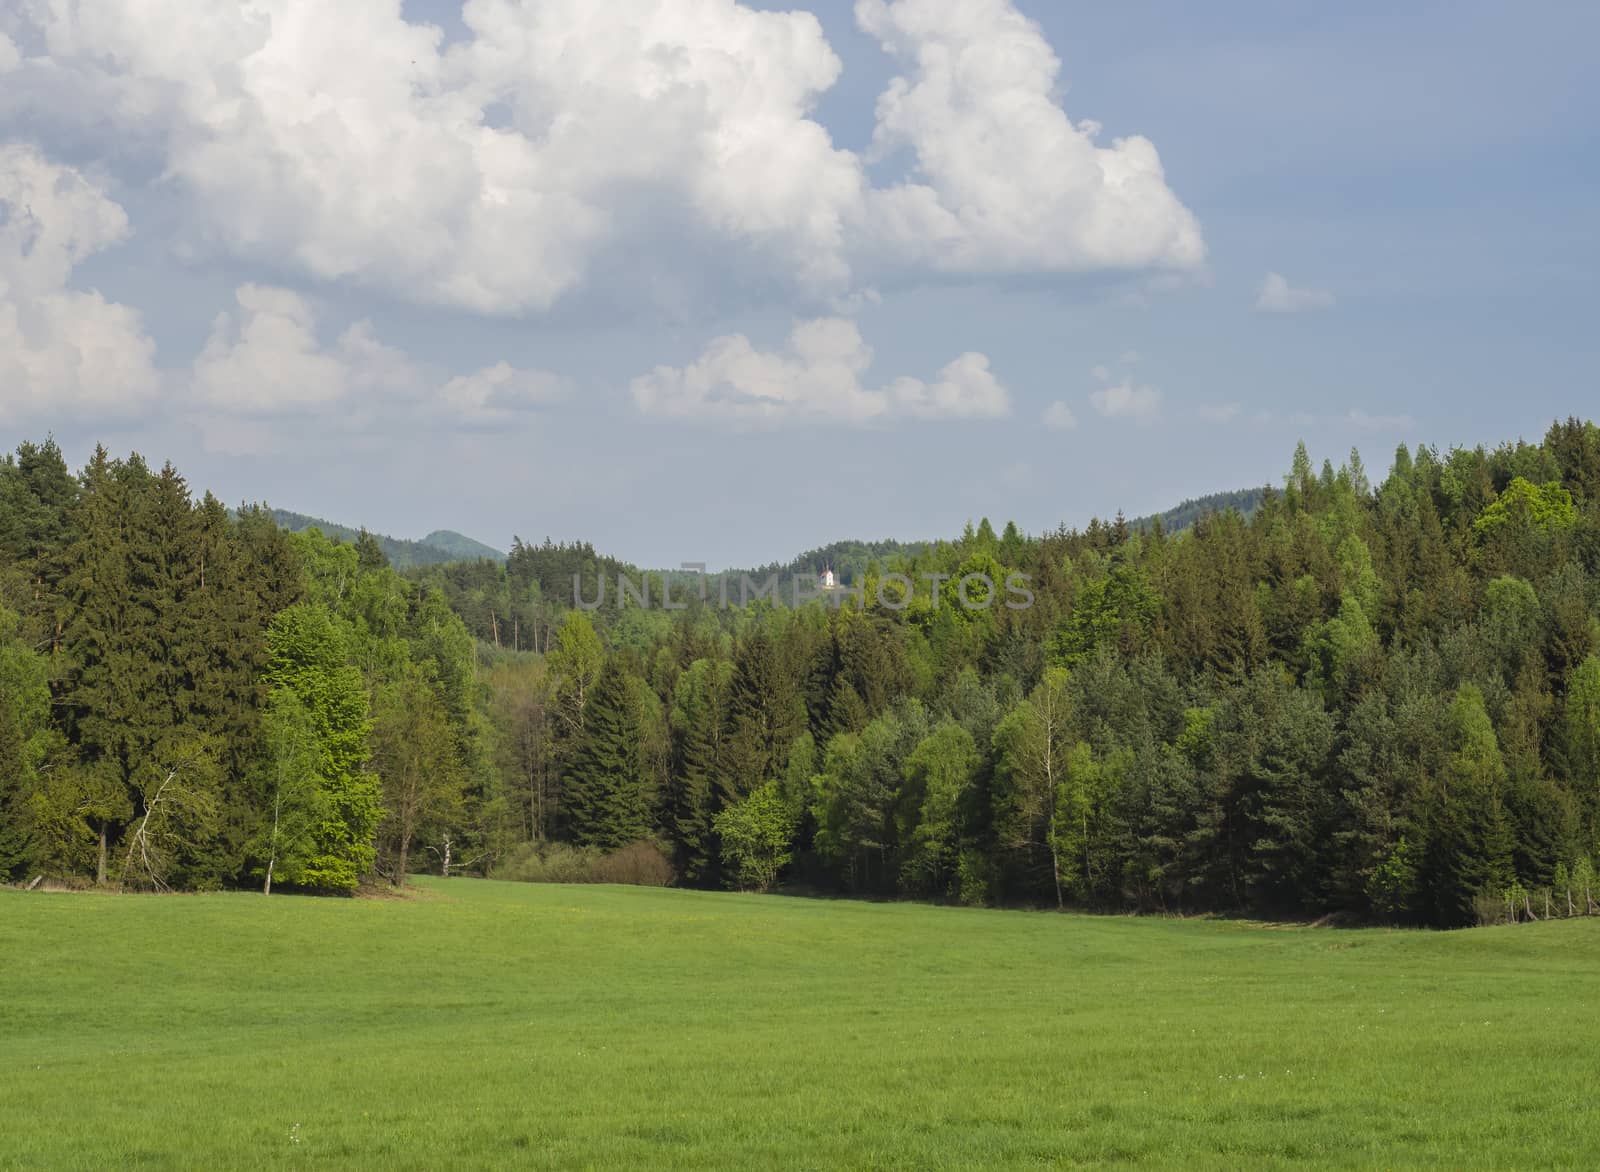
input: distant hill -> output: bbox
[415,529,507,563]
[721,538,928,591]
[268,509,505,569]
[266,486,1256,582]
[1129,487,1266,534]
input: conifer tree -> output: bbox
[565,658,653,849]
[724,628,804,800]
[669,657,733,882]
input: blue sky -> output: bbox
[1,0,1595,566]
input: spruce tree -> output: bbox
[565,659,652,849]
[669,658,732,882]
[724,629,804,801]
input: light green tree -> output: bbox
[992,667,1072,906]
[249,688,324,894]
[898,721,978,895]
[1566,656,1600,833]
[715,781,796,892]
[0,604,59,879]
[548,610,604,737]
[371,667,465,884]
[264,604,380,891]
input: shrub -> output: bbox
[490,839,674,887]
[957,849,994,907]
[1472,888,1510,926]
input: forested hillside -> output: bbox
[4,421,1600,927]
[1131,486,1266,534]
[268,508,505,569]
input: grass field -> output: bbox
[3,879,1598,1169]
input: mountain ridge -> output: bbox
[267,509,506,569]
[274,486,1265,577]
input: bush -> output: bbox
[595,840,676,886]
[1472,888,1511,926]
[491,839,675,887]
[957,849,994,907]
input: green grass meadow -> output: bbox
[3,879,1597,1168]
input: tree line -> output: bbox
[4,420,1600,926]
[0,443,484,892]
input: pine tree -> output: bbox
[0,438,78,650]
[58,448,162,881]
[564,659,652,849]
[1417,685,1515,925]
[724,629,804,801]
[669,658,733,883]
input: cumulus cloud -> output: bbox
[630,317,1010,424]
[440,362,572,423]
[191,285,425,414]
[189,283,566,432]
[1090,381,1162,421]
[4,0,1205,314]
[0,144,159,423]
[858,0,1204,276]
[1255,272,1334,313]
[1042,401,1077,430]
[1086,360,1163,422]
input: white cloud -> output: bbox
[1255,272,1334,313]
[1090,380,1162,421]
[1197,402,1241,422]
[1087,361,1162,422]
[440,362,571,423]
[858,0,1204,277]
[189,283,566,432]
[631,317,1010,424]
[191,284,424,414]
[5,0,1205,315]
[0,144,159,423]
[1042,401,1077,430]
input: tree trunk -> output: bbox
[265,791,281,895]
[1082,812,1093,893]
[396,838,409,888]
[1049,837,1063,909]
[96,823,107,886]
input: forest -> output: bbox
[4,420,1600,927]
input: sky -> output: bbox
[1,0,1595,568]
